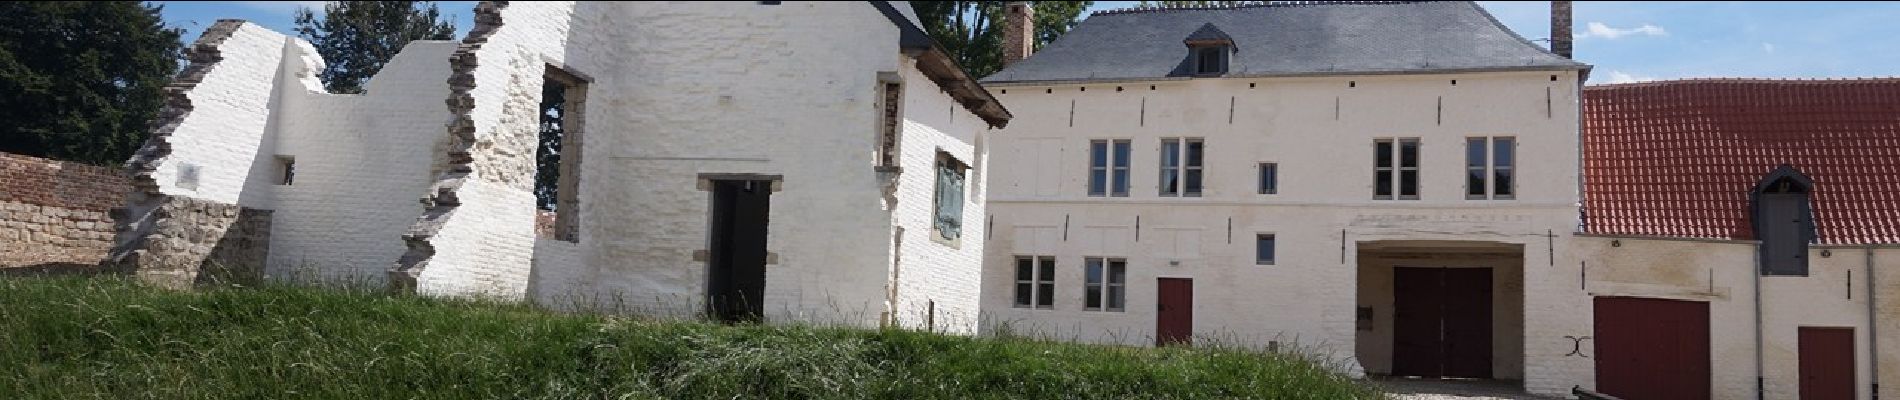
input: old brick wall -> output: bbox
[0,152,130,268]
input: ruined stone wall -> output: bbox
[110,20,282,288]
[0,152,130,268]
[397,1,578,299]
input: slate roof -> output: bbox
[1582,79,1900,244]
[870,1,1012,127]
[983,1,1586,84]
[1183,23,1232,44]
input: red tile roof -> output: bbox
[1582,78,1900,244]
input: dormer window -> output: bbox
[1196,47,1225,75]
[1183,22,1233,77]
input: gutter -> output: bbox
[1871,245,1882,400]
[1755,242,1766,400]
[980,65,1591,87]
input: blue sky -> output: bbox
[154,1,1900,84]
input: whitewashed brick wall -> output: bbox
[149,24,286,207]
[889,57,990,334]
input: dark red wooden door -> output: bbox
[1593,297,1710,400]
[1155,278,1193,346]
[1392,267,1445,377]
[1392,267,1492,378]
[1799,327,1855,400]
[1441,268,1493,379]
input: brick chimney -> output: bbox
[1550,1,1573,58]
[1003,2,1035,66]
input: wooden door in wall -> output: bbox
[707,179,772,323]
[1391,267,1493,378]
[1155,278,1193,346]
[1593,296,1710,400]
[1799,327,1855,400]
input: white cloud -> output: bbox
[1578,22,1668,39]
[1604,70,1657,84]
[1762,43,1776,53]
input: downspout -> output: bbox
[1754,241,1765,400]
[1870,245,1881,400]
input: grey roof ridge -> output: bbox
[1089,1,1425,17]
[982,65,1588,87]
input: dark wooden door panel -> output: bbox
[1800,327,1855,400]
[708,180,771,323]
[1594,297,1710,400]
[1392,267,1444,377]
[1156,278,1193,346]
[1441,268,1493,379]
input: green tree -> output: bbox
[0,1,183,165]
[293,1,455,94]
[914,1,1092,79]
[1137,1,1267,7]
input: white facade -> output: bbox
[120,2,1002,331]
[980,70,1585,392]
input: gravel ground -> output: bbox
[1371,377,1560,400]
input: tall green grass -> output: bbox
[0,276,1380,399]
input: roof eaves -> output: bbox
[870,1,1013,128]
[982,65,1591,86]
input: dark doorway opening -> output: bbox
[707,179,772,323]
[1156,277,1194,346]
[1593,296,1711,400]
[1392,267,1493,379]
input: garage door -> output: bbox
[1593,296,1710,400]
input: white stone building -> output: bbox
[976,0,1588,392]
[109,1,1009,331]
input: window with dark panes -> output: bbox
[1375,138,1418,199]
[1160,139,1181,196]
[1375,140,1393,199]
[1466,137,1515,199]
[1198,47,1223,74]
[1493,137,1514,198]
[1014,256,1057,309]
[1084,257,1127,311]
[1256,234,1276,265]
[1258,162,1277,194]
[1466,138,1488,198]
[1184,139,1204,196]
[1090,140,1131,197]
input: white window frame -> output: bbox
[1374,138,1419,200]
[1089,139,1131,197]
[1013,256,1056,310]
[1160,138,1204,197]
[1083,257,1126,312]
[1465,136,1516,200]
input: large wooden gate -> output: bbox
[1392,267,1493,378]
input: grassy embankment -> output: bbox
[0,276,1380,399]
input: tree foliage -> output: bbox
[294,1,455,94]
[0,1,183,165]
[913,1,1093,79]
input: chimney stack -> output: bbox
[1550,1,1573,58]
[1003,2,1035,66]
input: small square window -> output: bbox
[1255,234,1276,265]
[274,156,296,186]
